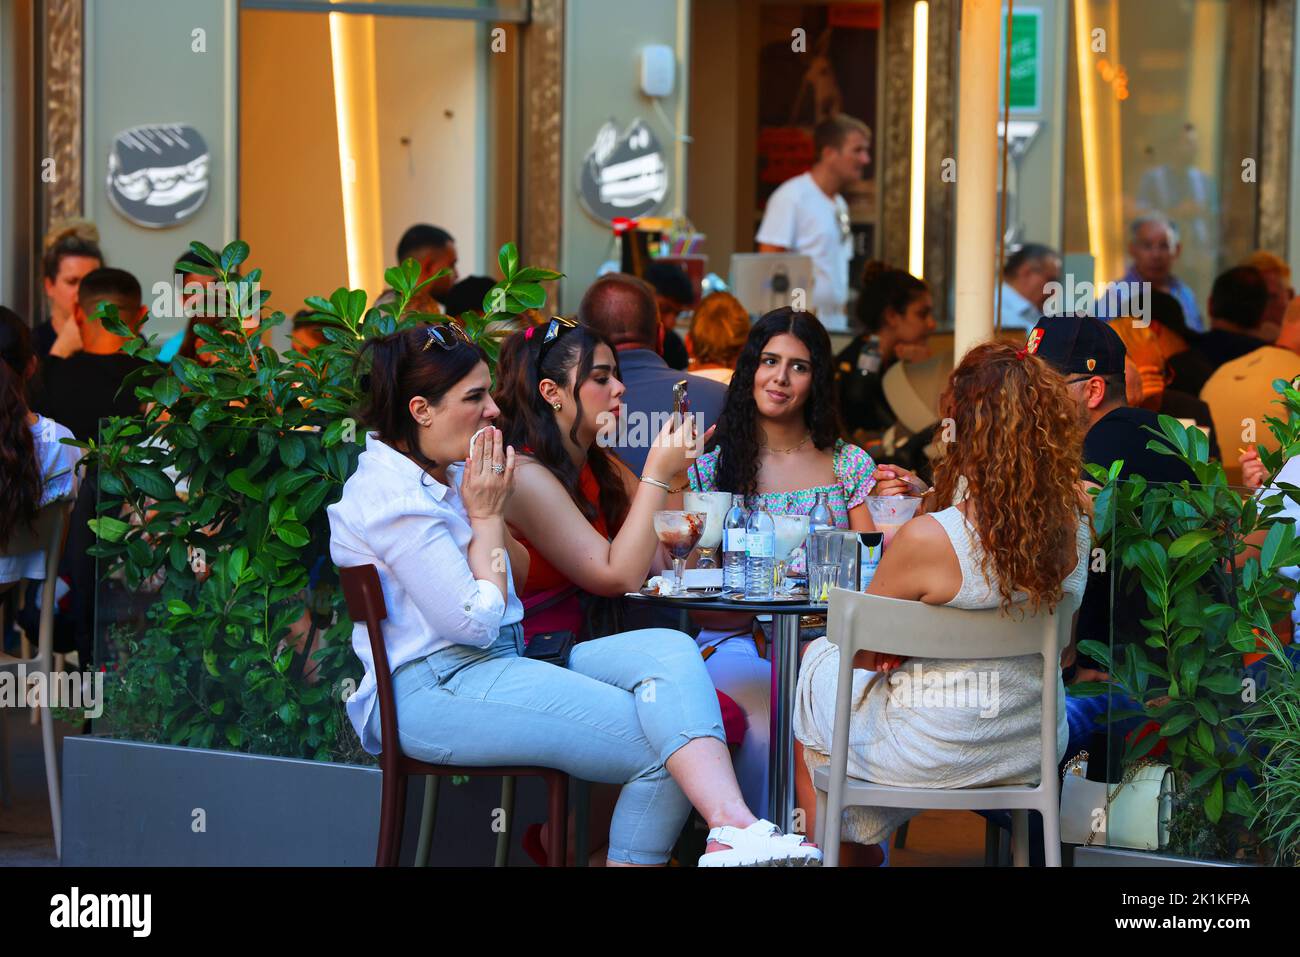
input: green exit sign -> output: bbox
[1002,9,1042,113]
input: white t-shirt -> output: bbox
[0,415,83,585]
[756,172,852,330]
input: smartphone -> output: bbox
[672,379,691,422]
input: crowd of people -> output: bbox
[5,115,1300,866]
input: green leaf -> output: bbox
[152,376,182,409]
[1168,529,1215,558]
[1199,672,1246,695]
[188,241,220,267]
[1204,774,1224,824]
[279,433,306,468]
[88,516,131,543]
[1076,640,1112,671]
[513,266,564,283]
[203,648,220,678]
[227,468,264,501]
[166,599,194,617]
[1194,720,1216,755]
[221,240,250,271]
[1159,712,1197,736]
[274,523,310,548]
[509,282,546,310]
[498,242,519,280]
[229,546,249,582]
[123,465,176,501]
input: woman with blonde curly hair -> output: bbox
[792,341,1092,865]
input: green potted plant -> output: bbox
[1076,382,1300,865]
[62,240,560,865]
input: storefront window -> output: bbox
[1063,0,1262,320]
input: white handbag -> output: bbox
[1059,751,1176,850]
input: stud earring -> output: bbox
[552,402,562,412]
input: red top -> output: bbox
[513,462,608,639]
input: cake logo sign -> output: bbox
[107,124,211,229]
[579,118,669,224]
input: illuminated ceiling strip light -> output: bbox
[909,1,929,279]
[1072,0,1107,282]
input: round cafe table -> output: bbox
[625,590,823,835]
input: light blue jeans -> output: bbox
[373,623,726,864]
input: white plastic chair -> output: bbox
[0,499,72,859]
[813,587,1074,867]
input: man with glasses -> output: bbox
[1027,314,1197,783]
[756,115,870,332]
[1099,214,1203,333]
[1027,313,1194,485]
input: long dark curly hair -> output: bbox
[710,308,842,497]
[494,322,631,533]
[0,307,42,549]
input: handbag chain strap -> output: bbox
[1077,750,1164,847]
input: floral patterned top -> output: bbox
[687,439,877,527]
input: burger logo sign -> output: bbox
[579,118,669,224]
[107,124,211,229]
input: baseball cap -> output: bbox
[1024,314,1127,376]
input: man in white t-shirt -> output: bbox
[756,114,870,331]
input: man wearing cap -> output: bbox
[1028,313,1195,772]
[1026,313,1193,485]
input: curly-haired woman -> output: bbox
[793,341,1092,865]
[687,307,917,818]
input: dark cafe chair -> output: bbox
[338,564,569,867]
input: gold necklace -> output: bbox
[760,432,811,454]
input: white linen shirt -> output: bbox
[327,434,523,755]
[0,415,82,585]
[755,172,852,330]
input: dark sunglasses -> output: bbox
[421,322,472,352]
[535,315,579,376]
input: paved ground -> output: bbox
[0,706,69,866]
[0,701,986,868]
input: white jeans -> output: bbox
[696,627,771,820]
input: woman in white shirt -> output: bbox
[328,323,821,867]
[0,307,81,588]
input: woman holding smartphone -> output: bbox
[329,323,820,867]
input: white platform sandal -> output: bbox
[697,819,823,867]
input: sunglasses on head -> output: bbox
[421,322,472,352]
[535,315,579,376]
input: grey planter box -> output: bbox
[62,736,552,866]
[1073,845,1249,867]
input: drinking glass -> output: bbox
[652,510,707,595]
[771,514,811,595]
[866,495,922,549]
[806,528,845,603]
[683,491,732,568]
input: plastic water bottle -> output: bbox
[722,494,749,593]
[744,505,776,600]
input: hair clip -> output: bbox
[525,325,535,340]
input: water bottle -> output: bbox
[744,505,776,600]
[722,495,749,593]
[808,491,833,532]
[806,490,834,596]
